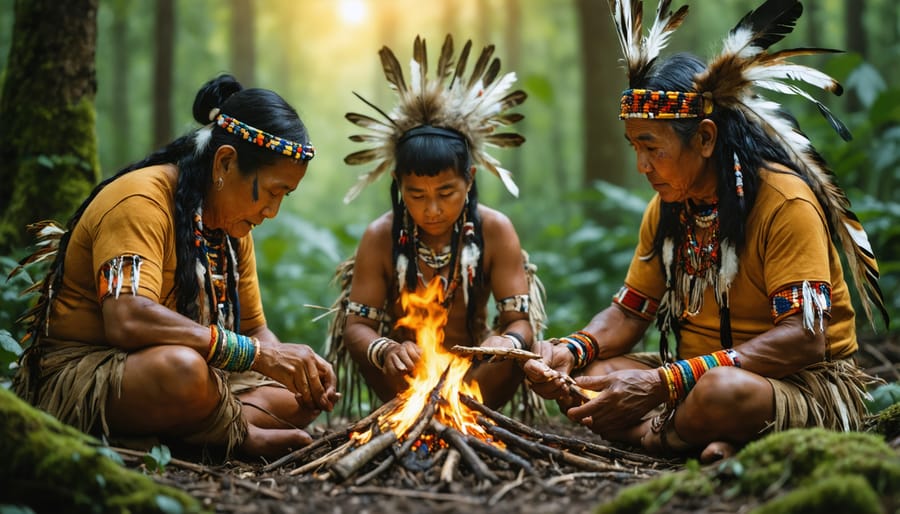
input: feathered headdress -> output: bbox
[610,0,888,328]
[343,34,527,203]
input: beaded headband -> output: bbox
[216,114,315,161]
[619,89,712,119]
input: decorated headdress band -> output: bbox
[609,0,888,327]
[342,34,527,203]
[619,89,712,119]
[216,114,316,162]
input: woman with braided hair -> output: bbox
[525,0,888,462]
[13,74,339,459]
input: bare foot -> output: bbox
[239,423,313,459]
[699,441,736,464]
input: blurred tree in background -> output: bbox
[0,0,897,379]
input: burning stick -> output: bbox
[265,397,400,472]
[449,345,542,362]
[432,420,499,483]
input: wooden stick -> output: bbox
[464,435,538,476]
[353,455,395,486]
[461,394,666,465]
[330,430,398,481]
[440,448,460,483]
[288,439,354,476]
[450,345,541,362]
[432,421,498,483]
[264,397,400,472]
[487,471,527,507]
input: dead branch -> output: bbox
[450,345,541,362]
[432,420,498,483]
[461,394,667,466]
[346,485,485,505]
[330,431,398,481]
[440,448,460,483]
[264,397,400,472]
[288,439,354,476]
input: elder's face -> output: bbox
[205,150,307,238]
[624,119,715,203]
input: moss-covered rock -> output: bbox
[0,387,205,513]
[871,401,900,439]
[594,428,900,514]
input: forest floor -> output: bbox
[117,335,900,514]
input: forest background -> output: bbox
[0,0,897,382]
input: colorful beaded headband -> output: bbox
[619,89,713,119]
[216,114,316,161]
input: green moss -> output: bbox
[0,388,205,513]
[595,460,715,514]
[732,428,900,497]
[595,428,900,514]
[871,401,900,439]
[749,474,882,514]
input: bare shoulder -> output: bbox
[477,204,517,236]
[356,211,395,260]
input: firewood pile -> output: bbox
[263,364,676,506]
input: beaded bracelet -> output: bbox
[556,331,600,370]
[502,331,527,350]
[658,348,741,406]
[206,324,259,372]
[367,336,397,372]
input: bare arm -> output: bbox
[480,208,532,349]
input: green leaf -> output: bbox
[0,330,23,356]
[154,495,185,514]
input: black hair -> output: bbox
[37,74,311,329]
[390,126,484,340]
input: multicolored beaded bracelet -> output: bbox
[207,324,259,372]
[556,330,600,370]
[658,348,741,406]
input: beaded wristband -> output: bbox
[367,336,396,372]
[502,331,527,350]
[658,349,741,406]
[556,331,600,370]
[207,325,258,372]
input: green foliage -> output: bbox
[866,381,900,414]
[142,445,172,475]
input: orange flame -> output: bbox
[353,277,492,445]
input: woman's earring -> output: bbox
[215,177,224,191]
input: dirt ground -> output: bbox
[119,336,899,514]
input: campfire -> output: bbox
[265,279,673,499]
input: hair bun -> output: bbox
[192,74,243,124]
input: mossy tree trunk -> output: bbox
[0,0,100,254]
[0,387,203,513]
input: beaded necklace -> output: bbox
[416,239,453,269]
[680,204,720,277]
[193,209,236,328]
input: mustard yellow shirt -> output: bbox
[623,167,856,359]
[48,165,266,345]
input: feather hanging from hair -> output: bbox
[694,0,887,328]
[344,34,527,202]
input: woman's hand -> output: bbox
[252,340,340,412]
[566,368,666,435]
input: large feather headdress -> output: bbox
[343,34,527,203]
[609,0,888,328]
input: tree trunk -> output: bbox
[230,0,256,86]
[844,0,867,112]
[576,0,629,189]
[152,0,174,150]
[0,387,201,512]
[0,0,100,253]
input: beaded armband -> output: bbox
[367,337,397,372]
[496,294,530,314]
[555,331,600,370]
[658,349,740,407]
[206,324,259,372]
[770,281,831,331]
[345,300,390,323]
[612,285,659,321]
[97,255,144,302]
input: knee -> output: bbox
[145,346,218,410]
